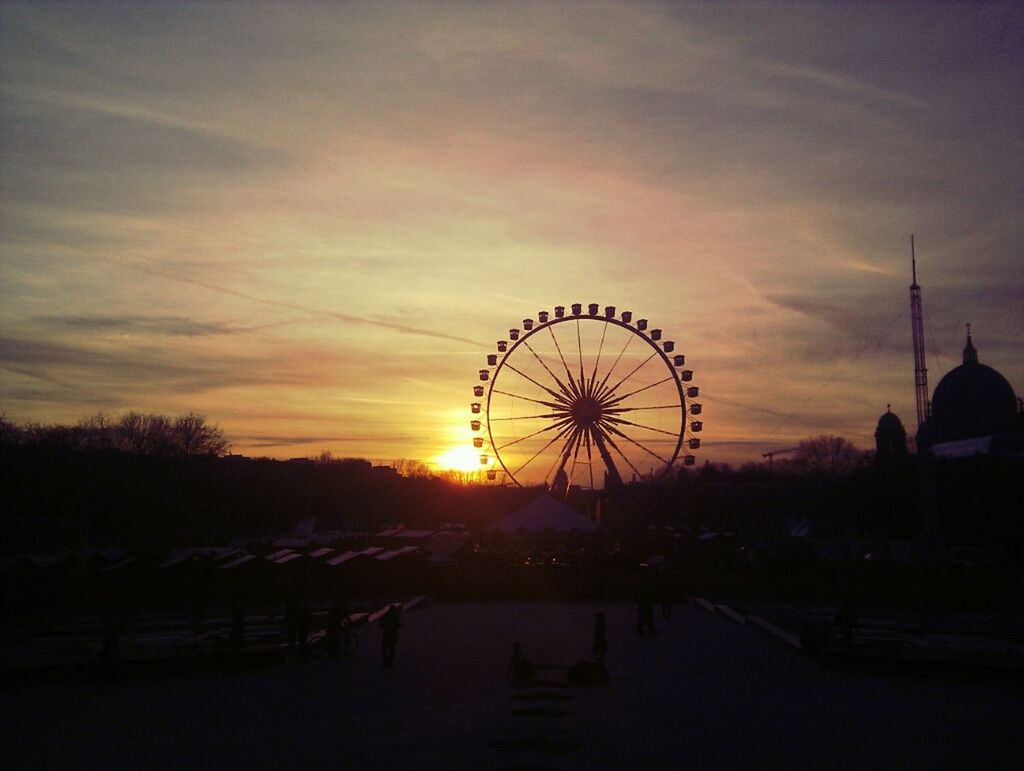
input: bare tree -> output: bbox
[792,435,865,476]
[118,412,148,454]
[76,412,117,450]
[391,458,435,478]
[0,414,22,446]
[173,412,229,457]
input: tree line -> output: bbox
[0,411,229,458]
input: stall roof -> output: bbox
[425,532,470,562]
[221,554,257,570]
[395,529,435,539]
[375,546,419,561]
[327,546,384,566]
[264,548,295,562]
[159,547,236,568]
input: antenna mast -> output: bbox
[909,234,930,428]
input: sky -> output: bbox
[1,1,1022,476]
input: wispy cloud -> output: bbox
[122,262,485,347]
[34,314,237,337]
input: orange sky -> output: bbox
[1,2,1022,478]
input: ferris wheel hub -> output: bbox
[569,396,603,427]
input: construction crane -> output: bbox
[909,234,930,429]
[761,447,799,468]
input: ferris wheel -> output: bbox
[470,303,702,490]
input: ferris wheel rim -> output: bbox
[484,313,688,488]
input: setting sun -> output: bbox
[435,444,487,473]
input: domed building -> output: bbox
[874,406,908,464]
[917,329,1022,451]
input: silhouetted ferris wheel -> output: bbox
[470,303,701,490]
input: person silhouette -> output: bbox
[506,641,534,683]
[380,603,402,669]
[593,612,608,661]
[326,598,349,659]
[637,588,657,635]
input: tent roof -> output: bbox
[489,494,599,533]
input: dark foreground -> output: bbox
[2,601,1021,769]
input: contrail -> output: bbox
[126,263,483,347]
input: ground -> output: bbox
[2,601,1021,769]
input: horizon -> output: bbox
[2,1,1022,475]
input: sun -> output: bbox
[435,444,484,473]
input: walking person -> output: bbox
[380,603,401,669]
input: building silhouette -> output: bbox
[916,328,1022,451]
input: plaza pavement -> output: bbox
[2,600,1021,769]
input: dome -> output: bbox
[875,406,907,461]
[927,332,1018,443]
[875,408,905,433]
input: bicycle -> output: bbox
[309,622,359,658]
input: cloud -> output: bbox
[34,314,237,337]
[0,335,329,397]
[121,262,485,347]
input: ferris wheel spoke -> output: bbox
[489,411,566,422]
[546,325,581,398]
[545,426,580,487]
[504,362,571,404]
[593,333,634,399]
[490,388,564,409]
[522,339,578,400]
[584,429,595,490]
[592,423,645,480]
[495,416,574,451]
[598,419,672,466]
[595,351,658,404]
[602,414,682,438]
[588,321,609,398]
[589,425,624,488]
[576,321,586,389]
[567,427,584,485]
[604,404,682,414]
[511,421,577,477]
[603,375,676,408]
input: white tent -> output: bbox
[489,494,600,533]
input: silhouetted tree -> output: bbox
[392,458,434,478]
[173,413,228,457]
[792,435,865,477]
[76,412,118,450]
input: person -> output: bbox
[326,598,349,659]
[380,603,401,668]
[637,588,657,635]
[506,641,534,683]
[593,612,608,661]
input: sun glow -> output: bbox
[435,444,486,473]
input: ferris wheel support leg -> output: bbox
[590,427,625,493]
